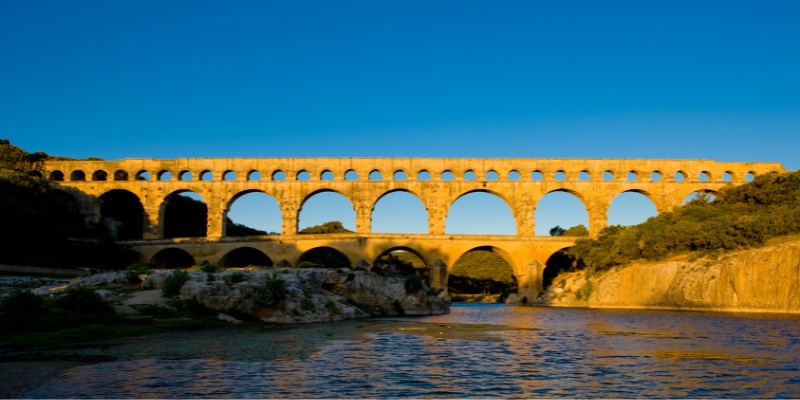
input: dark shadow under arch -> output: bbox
[219,247,273,268]
[297,246,351,268]
[148,248,195,269]
[99,189,144,240]
[162,190,207,238]
[542,247,575,289]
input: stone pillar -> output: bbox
[142,204,162,239]
[428,209,446,235]
[516,260,543,303]
[515,204,535,236]
[355,202,372,234]
[206,194,225,239]
[281,203,299,235]
[429,259,448,290]
[587,203,609,238]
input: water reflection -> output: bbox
[22,304,800,398]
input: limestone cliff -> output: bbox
[538,240,800,313]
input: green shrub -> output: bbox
[55,287,114,316]
[325,300,340,314]
[404,274,424,293]
[206,273,215,282]
[255,276,287,307]
[300,298,315,311]
[225,271,246,284]
[200,263,218,273]
[162,269,190,297]
[0,290,43,317]
[125,263,151,284]
[576,281,593,300]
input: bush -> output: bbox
[325,300,340,314]
[162,269,190,297]
[576,281,593,300]
[300,298,315,311]
[0,290,43,317]
[200,263,218,273]
[225,271,246,284]
[404,274,424,293]
[125,263,151,284]
[255,276,287,307]
[55,287,114,317]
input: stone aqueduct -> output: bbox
[40,157,785,299]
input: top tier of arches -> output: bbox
[41,158,785,185]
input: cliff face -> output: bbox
[591,242,800,312]
[539,241,800,313]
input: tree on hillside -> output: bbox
[549,225,566,236]
[299,221,353,234]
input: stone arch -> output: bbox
[218,247,273,268]
[507,170,521,181]
[452,245,517,277]
[49,170,64,181]
[92,170,108,181]
[463,170,477,181]
[531,170,543,181]
[272,170,286,181]
[699,171,711,182]
[651,171,662,182]
[157,170,172,181]
[296,170,310,181]
[627,170,638,182]
[371,189,428,234]
[70,170,86,181]
[297,246,352,268]
[682,189,719,205]
[28,170,43,178]
[99,189,145,240]
[148,248,195,269]
[247,170,261,181]
[579,170,590,181]
[542,247,574,289]
[113,169,129,181]
[554,170,567,181]
[298,189,356,233]
[344,169,358,181]
[602,170,614,181]
[199,170,213,181]
[178,170,192,181]
[224,189,282,236]
[393,170,407,180]
[373,246,429,268]
[608,189,659,226]
[417,170,431,181]
[722,171,734,183]
[161,190,208,238]
[321,169,334,181]
[485,170,499,181]
[440,170,454,181]
[446,189,516,235]
[369,169,383,181]
[223,170,236,181]
[534,189,589,236]
[675,170,687,182]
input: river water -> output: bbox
[22,304,800,398]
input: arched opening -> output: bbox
[699,171,710,183]
[297,170,310,181]
[136,170,150,181]
[554,171,566,181]
[627,171,638,182]
[178,170,192,181]
[99,189,144,240]
[226,191,281,236]
[247,170,261,181]
[417,170,431,181]
[345,170,358,181]
[148,248,195,269]
[441,170,454,181]
[113,170,129,181]
[321,170,334,181]
[157,170,172,181]
[70,170,86,181]
[373,248,427,278]
[298,191,356,233]
[463,170,477,181]
[272,170,286,181]
[579,171,590,181]
[449,247,516,303]
[369,170,383,181]
[531,171,543,181]
[507,170,520,181]
[446,191,515,235]
[218,247,273,269]
[674,171,686,182]
[602,171,614,181]
[49,170,64,181]
[608,191,658,226]
[486,170,499,181]
[372,191,427,234]
[199,170,213,181]
[682,190,717,205]
[542,248,576,289]
[163,191,207,238]
[393,170,407,181]
[746,172,755,182]
[92,170,108,181]
[722,171,733,183]
[223,171,236,181]
[28,170,43,178]
[297,247,351,268]
[651,171,662,182]
[535,190,588,236]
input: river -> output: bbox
[20,303,800,398]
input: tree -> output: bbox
[549,225,566,236]
[299,221,353,234]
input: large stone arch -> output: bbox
[148,248,195,269]
[445,189,517,235]
[98,189,145,240]
[373,245,430,268]
[218,247,273,268]
[299,188,355,210]
[297,246,353,268]
[160,189,208,239]
[370,188,429,234]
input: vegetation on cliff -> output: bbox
[570,170,800,272]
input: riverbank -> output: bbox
[537,239,800,314]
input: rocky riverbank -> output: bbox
[25,268,450,323]
[536,240,800,313]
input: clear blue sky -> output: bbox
[2,1,799,235]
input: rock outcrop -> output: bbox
[538,241,800,313]
[64,268,450,323]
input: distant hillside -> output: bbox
[570,170,800,272]
[451,250,515,283]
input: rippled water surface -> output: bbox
[23,304,800,398]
